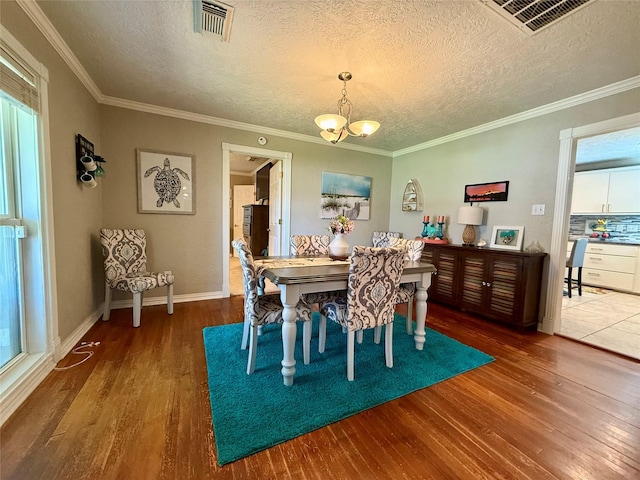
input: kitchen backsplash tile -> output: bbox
[569,215,640,243]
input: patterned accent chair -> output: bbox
[389,237,425,334]
[100,229,174,328]
[372,231,402,248]
[319,246,405,381]
[232,238,313,374]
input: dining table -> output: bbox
[255,256,436,386]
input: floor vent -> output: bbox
[194,0,234,42]
[481,0,594,35]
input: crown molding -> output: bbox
[100,95,393,156]
[16,0,103,102]
[18,0,639,159]
[393,76,640,157]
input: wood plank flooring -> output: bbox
[1,297,638,479]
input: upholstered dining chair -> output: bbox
[232,238,313,374]
[389,237,425,334]
[319,245,405,381]
[372,231,402,248]
[290,234,347,350]
[100,228,174,328]
[566,237,588,298]
[290,234,331,256]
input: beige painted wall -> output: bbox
[390,89,640,250]
[99,106,392,298]
[2,2,103,341]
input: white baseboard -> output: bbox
[109,291,223,309]
[0,352,54,425]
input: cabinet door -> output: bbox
[485,256,523,323]
[607,169,640,213]
[458,253,486,311]
[430,249,457,303]
[571,171,609,214]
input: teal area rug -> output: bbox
[203,313,494,466]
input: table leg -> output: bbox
[413,272,432,350]
[280,284,300,386]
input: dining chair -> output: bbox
[566,237,588,298]
[100,228,174,328]
[319,245,405,381]
[389,237,425,334]
[372,231,402,248]
[290,234,347,350]
[232,238,313,374]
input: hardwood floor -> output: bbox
[1,298,638,480]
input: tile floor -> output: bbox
[560,286,640,360]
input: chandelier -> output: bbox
[314,72,380,144]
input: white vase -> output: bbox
[329,233,349,258]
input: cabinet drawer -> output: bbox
[586,243,638,257]
[583,268,634,290]
[584,253,636,274]
[242,224,251,236]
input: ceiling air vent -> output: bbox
[194,0,234,42]
[481,0,594,35]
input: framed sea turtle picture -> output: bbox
[137,149,195,214]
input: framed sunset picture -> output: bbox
[464,181,509,203]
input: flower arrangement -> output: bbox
[329,215,354,235]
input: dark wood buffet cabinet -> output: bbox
[242,204,269,255]
[421,243,546,329]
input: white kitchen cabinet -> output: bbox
[571,167,640,214]
[570,242,640,293]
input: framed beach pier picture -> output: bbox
[320,171,371,220]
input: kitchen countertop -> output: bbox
[568,235,640,246]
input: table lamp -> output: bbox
[457,205,483,246]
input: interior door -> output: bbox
[268,161,282,256]
[233,185,254,256]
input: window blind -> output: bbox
[0,45,39,113]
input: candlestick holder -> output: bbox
[421,221,429,238]
[436,222,445,240]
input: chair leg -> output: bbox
[347,331,355,381]
[303,320,311,365]
[385,323,394,368]
[577,267,583,296]
[356,330,363,344]
[567,267,572,299]
[167,284,174,314]
[374,326,381,344]
[247,325,258,374]
[406,299,413,334]
[103,284,112,321]
[241,315,250,350]
[132,292,142,328]
[318,315,326,353]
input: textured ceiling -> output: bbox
[33,0,640,152]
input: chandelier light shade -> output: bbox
[315,72,380,144]
[457,205,484,246]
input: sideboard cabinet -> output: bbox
[421,244,546,329]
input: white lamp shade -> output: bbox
[315,114,347,132]
[349,120,380,136]
[320,129,348,143]
[457,206,483,225]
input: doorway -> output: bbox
[545,113,640,348]
[221,143,292,297]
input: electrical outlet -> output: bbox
[531,204,545,215]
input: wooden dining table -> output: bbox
[255,256,436,386]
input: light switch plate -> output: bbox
[531,204,545,215]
